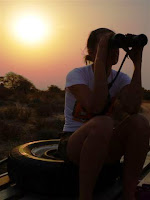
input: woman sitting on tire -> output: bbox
[58,28,150,200]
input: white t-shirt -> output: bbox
[63,64,131,132]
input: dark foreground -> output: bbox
[0,158,150,200]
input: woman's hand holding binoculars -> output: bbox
[95,32,147,70]
[110,33,148,67]
[124,45,143,67]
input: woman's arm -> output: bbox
[68,33,114,114]
[119,47,144,114]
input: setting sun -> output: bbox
[12,14,50,44]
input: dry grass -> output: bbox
[0,96,150,174]
[0,103,33,122]
[0,88,65,169]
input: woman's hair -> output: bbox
[84,28,115,64]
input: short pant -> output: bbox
[57,131,73,162]
[57,114,130,163]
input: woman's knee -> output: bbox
[128,114,150,137]
[90,115,113,129]
[89,116,114,141]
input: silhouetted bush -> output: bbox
[47,85,62,93]
[0,104,33,122]
[35,128,59,140]
[36,104,54,117]
[143,87,150,100]
[16,103,32,122]
[0,106,19,120]
[0,120,22,141]
[0,87,13,100]
[36,115,65,131]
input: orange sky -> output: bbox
[0,0,150,90]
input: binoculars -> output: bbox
[110,33,148,48]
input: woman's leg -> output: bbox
[105,114,150,200]
[67,114,150,200]
[67,116,114,200]
[122,115,150,200]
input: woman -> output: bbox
[58,28,150,200]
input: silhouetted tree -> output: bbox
[3,72,36,93]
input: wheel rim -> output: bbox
[18,139,64,162]
[31,144,58,158]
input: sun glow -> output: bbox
[12,14,51,44]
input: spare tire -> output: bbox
[7,139,122,197]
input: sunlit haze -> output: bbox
[0,0,150,90]
[11,13,50,44]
